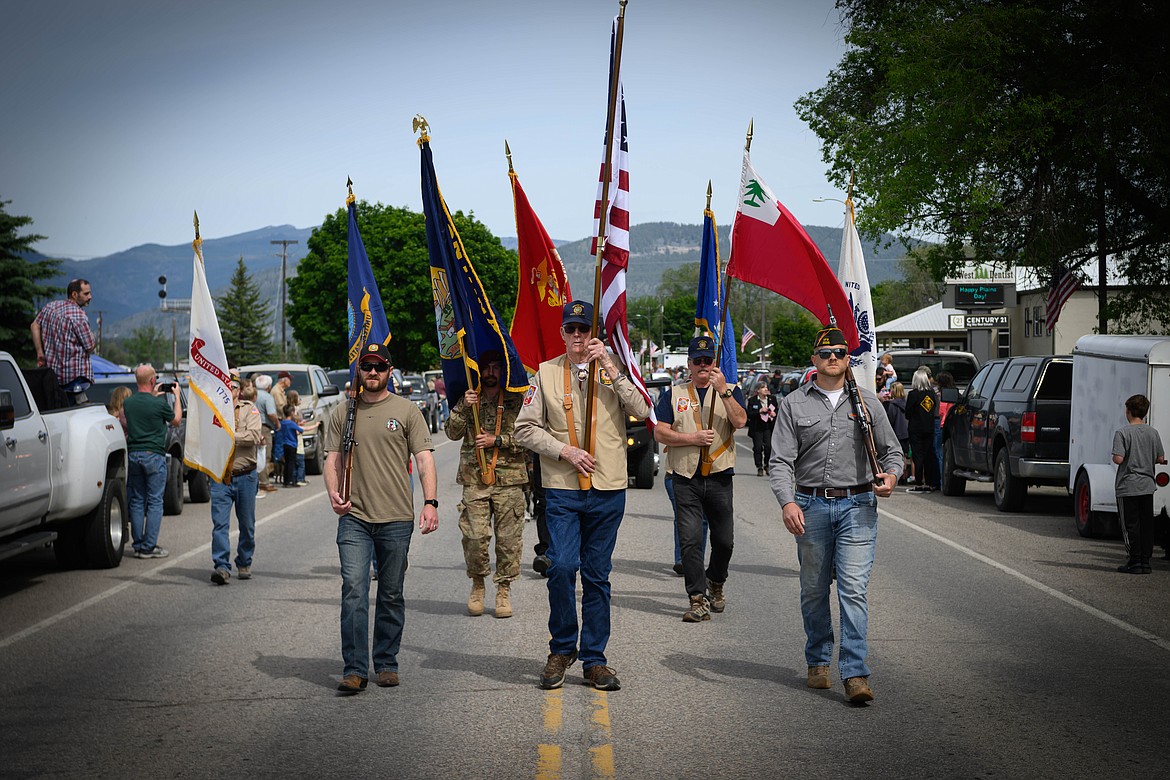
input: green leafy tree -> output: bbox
[123,324,170,369]
[796,0,1170,332]
[0,198,61,366]
[288,202,518,371]
[871,253,946,325]
[216,257,275,366]
[770,311,823,367]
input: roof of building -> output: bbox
[876,301,963,334]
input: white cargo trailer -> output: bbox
[1069,335,1170,537]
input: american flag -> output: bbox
[592,15,653,421]
[741,324,757,351]
[1045,266,1080,334]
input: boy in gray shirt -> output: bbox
[1112,394,1167,574]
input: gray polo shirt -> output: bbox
[1113,423,1165,497]
[769,380,903,506]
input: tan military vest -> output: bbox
[525,356,636,491]
[666,382,736,478]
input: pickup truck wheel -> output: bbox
[163,456,184,516]
[993,448,1026,512]
[305,439,323,475]
[634,446,655,489]
[187,471,211,503]
[940,439,966,497]
[83,476,128,568]
[1074,471,1102,538]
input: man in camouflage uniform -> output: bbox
[445,351,529,618]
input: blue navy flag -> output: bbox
[696,208,737,380]
[346,195,391,384]
[419,136,528,406]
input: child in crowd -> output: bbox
[287,390,308,486]
[278,404,303,487]
[1112,394,1166,574]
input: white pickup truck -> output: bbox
[0,351,129,568]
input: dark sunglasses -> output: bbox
[563,325,591,334]
[692,357,714,366]
[815,348,848,360]
[359,362,388,373]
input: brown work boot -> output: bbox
[708,580,726,613]
[844,676,874,703]
[468,576,485,616]
[494,581,513,618]
[540,650,578,689]
[336,674,367,693]
[682,593,711,622]
[375,670,399,687]
[807,665,831,689]
[583,665,621,691]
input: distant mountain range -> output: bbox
[25,221,909,341]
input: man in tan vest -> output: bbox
[653,336,746,622]
[515,300,651,692]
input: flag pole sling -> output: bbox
[583,0,629,483]
[828,305,882,484]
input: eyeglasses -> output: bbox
[563,325,591,334]
[692,357,714,366]
[815,348,849,360]
[359,362,388,373]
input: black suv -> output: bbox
[87,375,211,515]
[941,355,1072,511]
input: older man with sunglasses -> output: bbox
[515,300,651,692]
[324,342,439,693]
[769,327,901,704]
[653,336,747,623]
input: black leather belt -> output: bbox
[231,465,256,477]
[797,484,873,499]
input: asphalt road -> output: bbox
[2,432,1168,779]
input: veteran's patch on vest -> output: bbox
[676,397,691,413]
[386,418,401,431]
[599,368,613,386]
[523,385,537,406]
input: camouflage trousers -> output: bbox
[458,483,526,584]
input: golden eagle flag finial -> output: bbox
[192,210,202,252]
[346,176,355,206]
[413,114,430,145]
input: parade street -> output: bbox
[2,431,1167,780]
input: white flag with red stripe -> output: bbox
[592,15,653,422]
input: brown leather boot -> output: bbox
[494,581,513,618]
[467,576,485,616]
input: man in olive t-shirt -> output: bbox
[123,364,181,558]
[323,342,439,693]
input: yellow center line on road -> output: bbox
[589,690,616,780]
[536,687,563,780]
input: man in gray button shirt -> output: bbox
[768,327,902,703]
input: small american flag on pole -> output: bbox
[592,15,653,421]
[741,324,757,351]
[1045,266,1080,334]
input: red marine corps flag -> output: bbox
[184,212,235,483]
[506,143,573,371]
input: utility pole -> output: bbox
[96,311,103,355]
[271,239,299,359]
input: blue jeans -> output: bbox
[127,451,167,552]
[934,417,942,486]
[545,488,625,669]
[793,490,879,680]
[295,453,305,483]
[337,516,413,678]
[210,471,258,570]
[666,473,707,565]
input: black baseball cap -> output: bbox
[360,342,391,364]
[562,300,593,327]
[688,336,716,359]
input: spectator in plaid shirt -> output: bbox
[31,278,96,404]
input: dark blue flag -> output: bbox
[419,137,528,405]
[696,208,737,379]
[346,195,391,385]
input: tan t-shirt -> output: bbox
[325,393,433,523]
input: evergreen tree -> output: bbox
[123,324,170,369]
[0,198,61,366]
[216,257,275,366]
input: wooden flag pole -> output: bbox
[582,0,628,490]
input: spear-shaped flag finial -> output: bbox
[346,176,355,206]
[504,139,514,174]
[746,118,754,153]
[706,180,713,211]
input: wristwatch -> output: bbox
[719,387,735,399]
[424,499,439,508]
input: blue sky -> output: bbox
[1,0,849,259]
